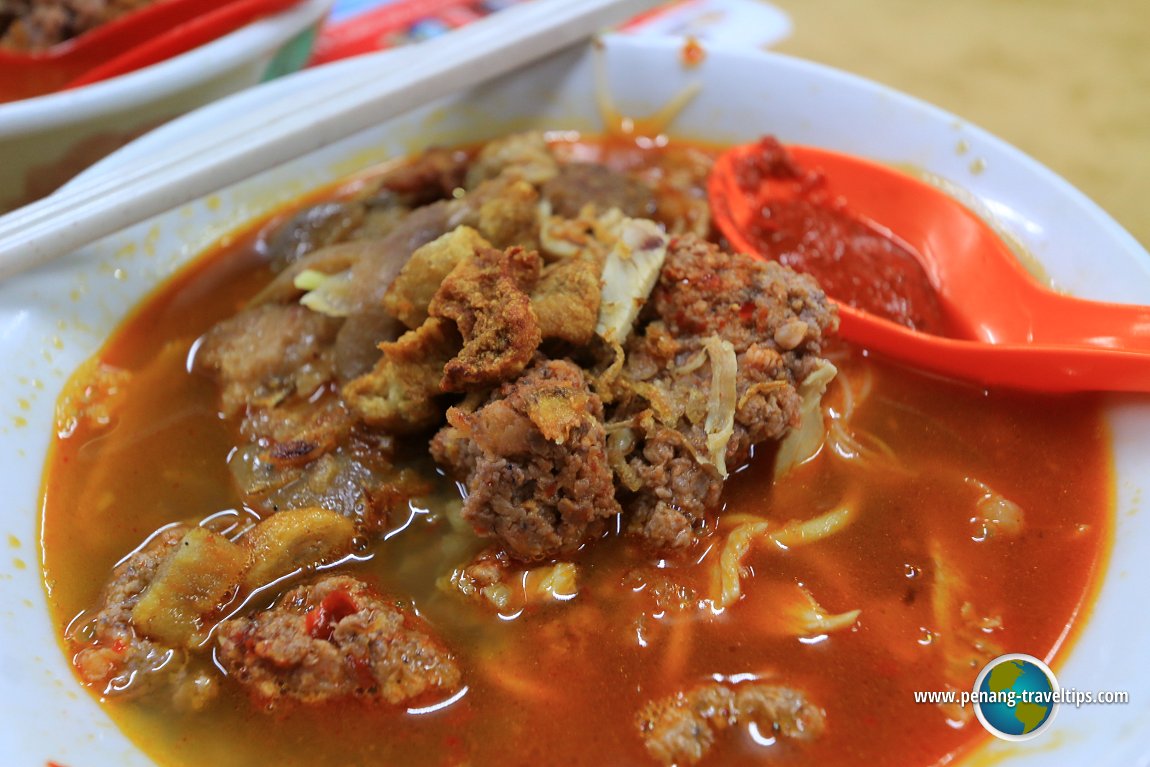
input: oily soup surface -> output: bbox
[40,137,1110,767]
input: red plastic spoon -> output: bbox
[0,0,303,102]
[709,140,1150,392]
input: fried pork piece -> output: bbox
[429,245,542,391]
[614,409,725,551]
[530,251,604,345]
[71,526,188,696]
[542,162,656,219]
[342,317,461,432]
[474,178,541,251]
[610,235,837,549]
[610,328,738,548]
[353,216,600,424]
[196,303,341,416]
[383,226,491,330]
[654,237,838,456]
[465,130,559,188]
[216,575,461,706]
[0,0,152,51]
[637,682,825,766]
[431,359,621,561]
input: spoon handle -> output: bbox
[1023,289,1150,352]
[839,305,1150,393]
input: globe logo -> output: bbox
[972,653,1060,741]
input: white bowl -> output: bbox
[0,0,333,213]
[1,33,1148,766]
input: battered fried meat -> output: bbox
[342,318,461,432]
[383,226,491,330]
[607,235,837,548]
[431,359,621,560]
[652,234,837,358]
[70,526,191,698]
[530,251,604,345]
[429,245,542,391]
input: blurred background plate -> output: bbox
[0,0,332,214]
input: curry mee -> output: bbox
[41,132,1110,766]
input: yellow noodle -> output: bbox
[713,520,771,608]
[711,500,857,609]
[769,503,856,549]
[788,586,860,636]
[928,542,1003,724]
[722,513,770,528]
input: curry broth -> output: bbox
[41,139,1111,767]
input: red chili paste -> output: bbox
[732,136,948,334]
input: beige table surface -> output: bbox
[768,0,1149,251]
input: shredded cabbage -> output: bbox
[929,541,1004,723]
[773,360,837,479]
[713,520,770,608]
[711,499,857,609]
[595,215,669,344]
[769,502,856,549]
[702,336,738,478]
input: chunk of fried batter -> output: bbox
[465,131,559,188]
[476,179,541,251]
[531,251,604,345]
[606,236,838,551]
[216,575,461,706]
[342,318,461,431]
[431,359,621,561]
[383,226,492,329]
[429,245,542,391]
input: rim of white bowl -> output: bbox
[75,31,1150,279]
